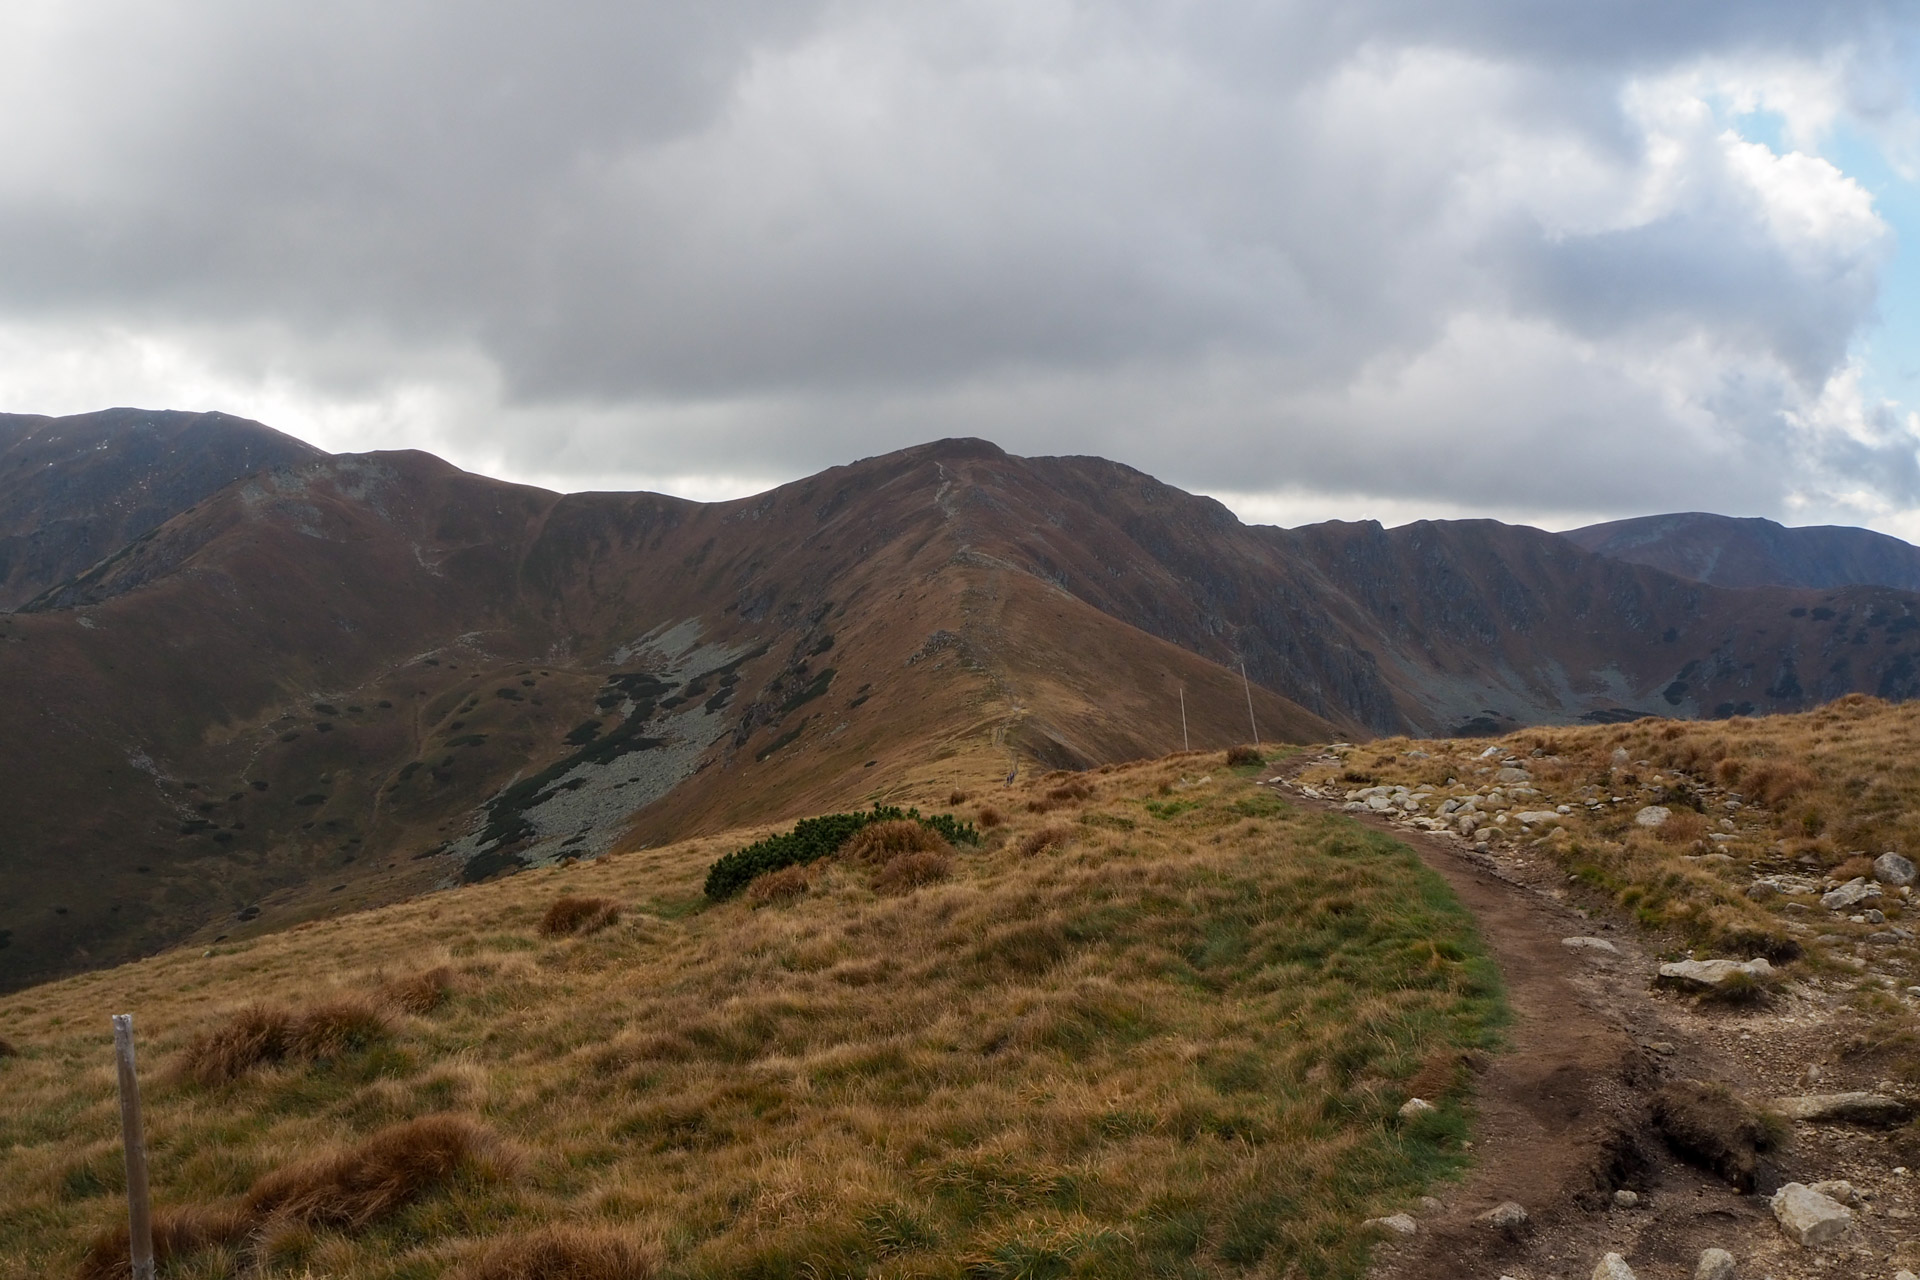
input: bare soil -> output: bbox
[1272,753,1920,1280]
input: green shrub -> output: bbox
[704,805,979,900]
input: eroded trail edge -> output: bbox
[1271,750,1919,1280]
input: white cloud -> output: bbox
[0,1,1914,535]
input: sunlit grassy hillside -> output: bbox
[0,751,1503,1280]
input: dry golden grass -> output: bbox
[974,804,1005,829]
[452,1224,661,1280]
[175,999,391,1086]
[840,819,944,865]
[75,1116,497,1278]
[243,1114,501,1228]
[1015,824,1075,857]
[1298,694,1920,997]
[869,850,952,894]
[744,864,810,907]
[1,751,1504,1279]
[377,965,455,1016]
[77,1203,248,1280]
[539,896,622,938]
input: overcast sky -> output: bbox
[3,3,1919,535]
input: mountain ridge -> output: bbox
[1564,509,1920,593]
[3,409,1919,991]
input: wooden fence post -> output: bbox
[111,1014,155,1280]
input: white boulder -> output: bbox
[1592,1253,1637,1280]
[1822,878,1881,910]
[1693,1248,1734,1280]
[1770,1182,1853,1247]
[1656,957,1773,991]
[1875,851,1918,887]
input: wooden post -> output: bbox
[1240,662,1260,748]
[1178,685,1189,752]
[112,1014,155,1280]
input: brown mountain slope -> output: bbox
[0,408,321,609]
[1565,510,1920,592]
[0,440,1328,990]
[5,427,1920,991]
[906,454,1920,734]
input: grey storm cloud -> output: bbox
[0,0,1915,524]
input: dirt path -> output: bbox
[1268,755,1920,1280]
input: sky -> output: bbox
[2,3,1919,536]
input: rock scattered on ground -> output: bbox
[1809,1177,1861,1207]
[1480,1201,1529,1233]
[1591,1252,1637,1280]
[1612,1188,1639,1208]
[1634,805,1671,827]
[1364,1212,1418,1236]
[1822,877,1882,911]
[1655,956,1773,992]
[1693,1247,1734,1280]
[1877,851,1919,887]
[1770,1181,1854,1247]
[1772,1092,1913,1126]
[1563,935,1620,954]
[1397,1097,1437,1120]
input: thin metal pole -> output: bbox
[1240,662,1260,748]
[1178,686,1189,752]
[112,1014,155,1280]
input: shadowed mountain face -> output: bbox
[1565,511,1920,593]
[0,408,323,610]
[2,415,1918,990]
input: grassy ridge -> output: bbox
[0,753,1504,1278]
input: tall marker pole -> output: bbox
[112,1014,156,1280]
[1240,662,1260,748]
[1178,685,1189,752]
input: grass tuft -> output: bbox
[842,820,945,865]
[1015,825,1075,857]
[454,1225,661,1280]
[379,965,456,1015]
[1225,744,1265,767]
[78,1117,498,1277]
[77,1205,249,1280]
[244,1113,499,1228]
[872,850,952,894]
[175,999,392,1085]
[745,865,810,907]
[1650,1080,1785,1192]
[540,896,622,938]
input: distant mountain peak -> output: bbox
[0,408,325,610]
[1564,511,1920,592]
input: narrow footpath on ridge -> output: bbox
[1270,750,1920,1280]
